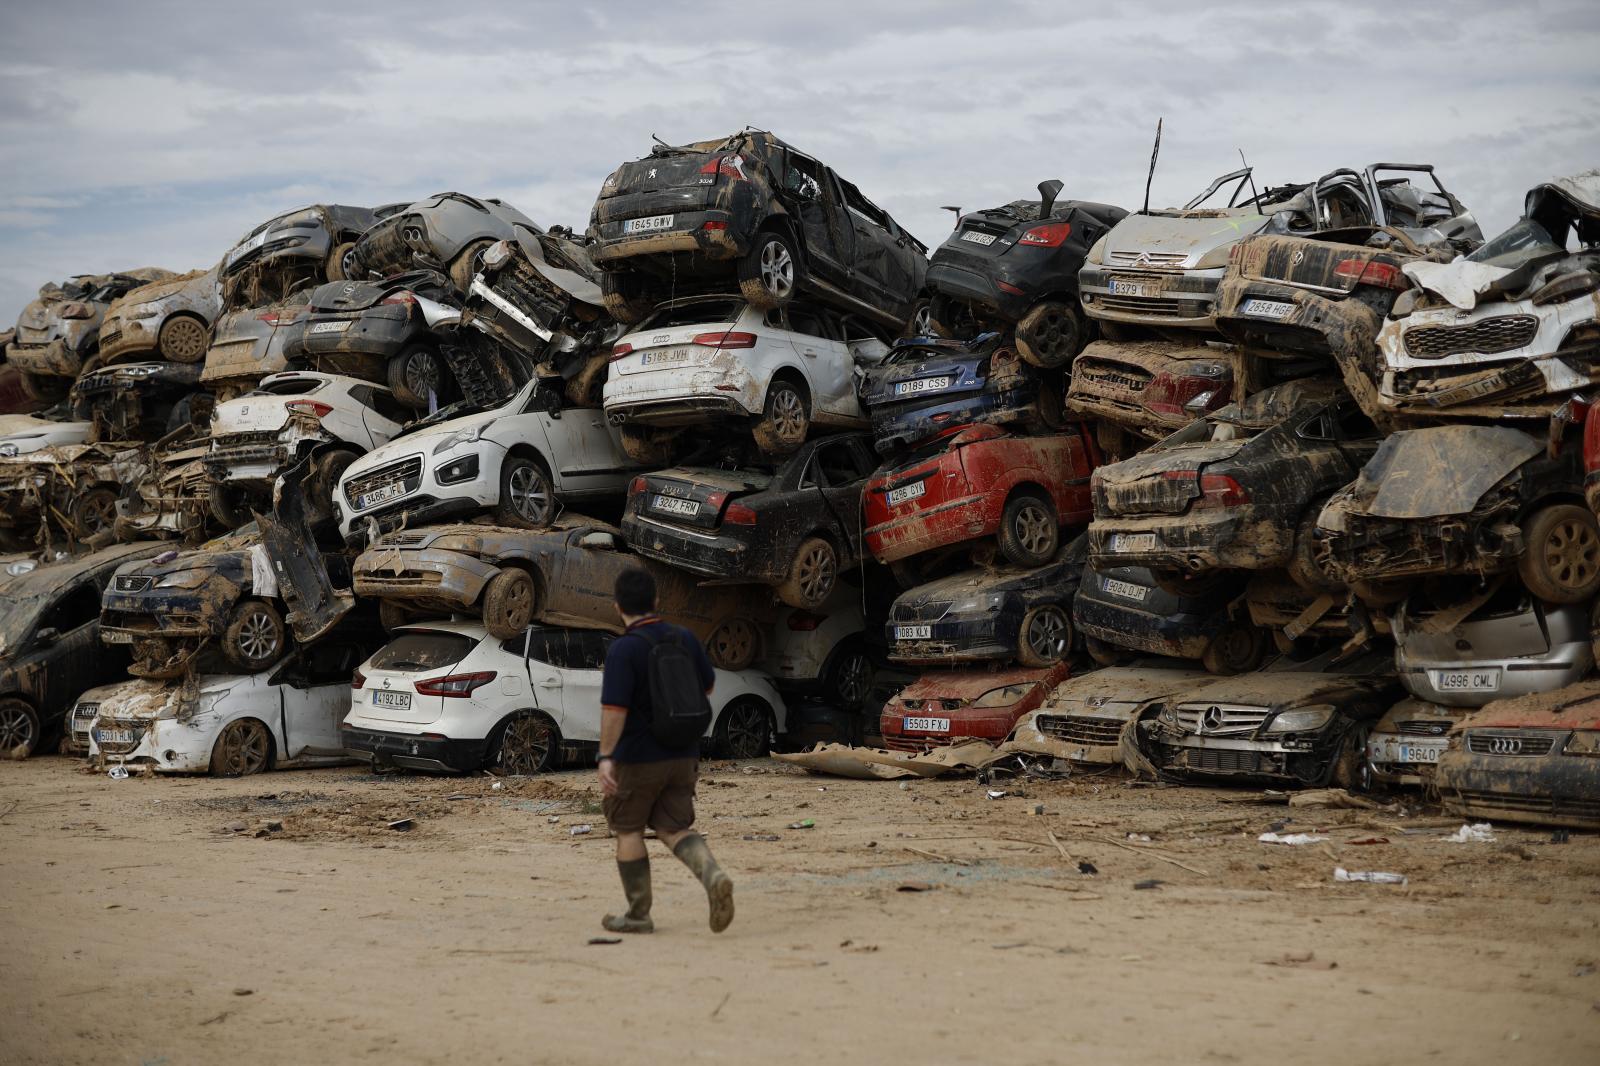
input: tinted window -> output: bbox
[370,631,476,671]
[816,439,872,485]
[257,377,324,397]
[352,384,409,424]
[514,629,613,670]
[642,299,744,330]
[304,640,361,683]
[41,585,101,634]
[1335,404,1380,441]
[785,306,835,341]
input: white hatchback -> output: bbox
[343,621,787,773]
[0,416,91,457]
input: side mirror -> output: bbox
[34,627,59,647]
[1531,271,1600,307]
[1037,179,1065,219]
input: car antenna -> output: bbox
[1141,117,1163,215]
[1238,148,1261,206]
[941,206,962,229]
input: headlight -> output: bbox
[128,305,162,320]
[435,454,480,485]
[120,365,160,379]
[1192,244,1232,270]
[432,427,484,455]
[154,569,211,589]
[1265,706,1336,734]
[946,597,998,614]
[0,443,17,457]
[1564,730,1600,756]
[1085,234,1108,265]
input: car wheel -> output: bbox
[1084,635,1131,667]
[494,711,559,775]
[1200,621,1269,675]
[481,568,536,640]
[1034,372,1067,430]
[494,455,556,528]
[0,698,40,758]
[378,601,413,632]
[600,272,656,324]
[209,718,273,777]
[325,241,358,282]
[823,639,875,711]
[1016,604,1071,667]
[738,231,801,310]
[776,536,837,609]
[17,371,68,403]
[308,449,360,530]
[707,618,759,671]
[1015,300,1087,370]
[1519,503,1600,604]
[714,697,772,759]
[1327,724,1369,791]
[157,315,210,363]
[208,482,251,529]
[1287,499,1340,593]
[386,347,442,408]
[751,379,809,457]
[618,425,679,465]
[222,599,287,673]
[70,487,119,544]
[900,299,934,339]
[997,491,1058,567]
[447,240,493,293]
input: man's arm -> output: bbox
[598,705,627,760]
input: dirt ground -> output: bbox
[2,755,1598,1066]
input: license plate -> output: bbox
[226,230,269,265]
[886,481,926,507]
[960,231,998,246]
[623,215,674,234]
[93,727,138,746]
[310,320,351,334]
[371,691,412,710]
[1102,577,1148,602]
[1109,532,1156,552]
[1110,278,1155,297]
[904,716,950,733]
[102,631,133,644]
[1241,298,1295,320]
[1398,742,1446,764]
[894,376,950,396]
[652,494,699,517]
[895,625,932,640]
[1433,669,1500,692]
[640,348,691,366]
[357,481,409,510]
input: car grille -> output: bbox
[1099,294,1191,317]
[112,575,152,593]
[883,734,956,753]
[1178,747,1271,773]
[212,431,283,450]
[1036,714,1121,746]
[344,457,423,508]
[99,328,123,349]
[1173,703,1271,736]
[1402,316,1539,359]
[1465,731,1559,757]
[1074,357,1152,394]
[1452,789,1600,820]
[894,601,952,623]
[1108,250,1189,267]
[380,532,432,547]
[1396,719,1452,736]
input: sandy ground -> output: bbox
[2,755,1598,1066]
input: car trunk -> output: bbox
[637,468,771,532]
[311,279,395,313]
[1094,440,1247,516]
[1401,593,1553,660]
[214,378,327,435]
[1237,234,1383,292]
[361,629,480,726]
[600,153,722,218]
[615,304,742,376]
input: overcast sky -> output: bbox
[1,0,1595,323]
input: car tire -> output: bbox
[494,455,557,528]
[481,568,537,640]
[1015,300,1087,370]
[822,638,875,711]
[17,370,67,403]
[1084,635,1131,667]
[208,482,251,529]
[1519,503,1600,604]
[325,241,357,283]
[707,618,759,671]
[0,698,40,759]
[157,314,210,363]
[714,697,773,759]
[1016,603,1072,667]
[564,353,608,409]
[209,718,274,777]
[900,299,934,339]
[738,230,802,311]
[1327,724,1369,791]
[1287,500,1340,593]
[776,536,838,609]
[493,711,559,775]
[751,378,810,457]
[1200,621,1269,675]
[600,272,655,324]
[386,346,442,408]
[997,491,1058,568]
[70,487,119,544]
[378,601,413,633]
[618,425,679,466]
[307,449,360,530]
[446,240,493,293]
[221,599,287,673]
[1034,371,1067,430]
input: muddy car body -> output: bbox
[590,130,927,330]
[621,433,877,609]
[1364,697,1470,788]
[223,204,395,293]
[0,441,146,549]
[350,193,538,294]
[1315,424,1599,604]
[351,522,774,670]
[1088,378,1379,578]
[860,334,1052,455]
[759,594,876,711]
[113,428,214,544]
[0,416,91,457]
[200,288,313,400]
[1372,173,1600,421]
[886,545,1083,668]
[1434,680,1600,829]
[6,270,174,396]
[1074,563,1268,674]
[70,360,205,441]
[879,661,1068,752]
[999,662,1212,769]
[1141,650,1400,787]
[1067,338,1245,442]
[97,266,223,368]
[926,185,1126,368]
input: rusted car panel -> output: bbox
[1067,338,1245,440]
[998,663,1210,770]
[1365,697,1471,788]
[98,267,223,367]
[1434,680,1600,829]
[113,428,214,543]
[878,661,1069,752]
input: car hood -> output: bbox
[116,268,217,308]
[1373,697,1472,736]
[1037,664,1210,715]
[895,664,1061,705]
[121,545,252,582]
[1101,211,1270,265]
[1457,679,1600,731]
[1095,438,1249,484]
[1344,426,1542,519]
[1176,668,1387,710]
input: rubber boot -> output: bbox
[672,832,734,933]
[601,857,654,934]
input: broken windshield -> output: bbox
[1466,218,1565,268]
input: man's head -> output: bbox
[614,567,658,620]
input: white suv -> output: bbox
[343,621,787,772]
[603,296,887,459]
[334,378,638,545]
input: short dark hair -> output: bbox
[614,567,657,616]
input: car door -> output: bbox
[808,436,875,560]
[509,392,634,491]
[348,384,408,449]
[536,529,628,632]
[780,306,859,420]
[783,151,852,283]
[553,631,613,744]
[278,639,364,757]
[516,628,571,725]
[34,582,108,718]
[835,179,899,307]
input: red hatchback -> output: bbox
[864,423,1098,571]
[879,662,1070,752]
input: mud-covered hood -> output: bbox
[651,466,771,495]
[1177,669,1377,709]
[1096,439,1249,485]
[114,268,216,309]
[895,664,1059,706]
[1347,426,1542,519]
[121,545,252,582]
[1101,211,1269,265]
[1037,664,1208,715]
[1458,678,1600,730]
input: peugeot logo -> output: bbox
[1086,695,1108,708]
[648,168,658,179]
[1488,736,1523,755]
[1201,706,1225,732]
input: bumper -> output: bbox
[1399,653,1590,708]
[101,590,221,644]
[868,385,1036,456]
[1153,732,1338,783]
[6,339,80,378]
[351,547,498,611]
[886,614,1018,665]
[592,214,743,266]
[1087,513,1273,573]
[292,314,413,361]
[603,374,760,426]
[339,447,502,543]
[926,260,1031,321]
[1072,592,1216,659]
[205,443,293,485]
[342,724,492,773]
[865,491,994,565]
[1436,749,1600,829]
[1079,266,1223,330]
[1321,517,1518,584]
[880,710,1015,750]
[99,318,159,363]
[620,513,757,582]
[92,717,214,774]
[1214,277,1379,357]
[1365,731,1449,788]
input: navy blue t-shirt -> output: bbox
[600,617,716,764]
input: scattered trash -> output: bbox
[839,939,879,953]
[1287,789,1389,811]
[898,782,911,791]
[1574,962,1596,978]
[787,819,815,830]
[1261,952,1337,970]
[108,766,129,780]
[1349,837,1390,845]
[569,824,593,836]
[1033,804,1045,816]
[896,882,935,892]
[986,789,1008,800]
[1133,879,1164,890]
[225,821,247,833]
[386,819,415,832]
[232,988,253,997]
[588,937,621,946]
[1126,833,1151,842]
[491,782,504,791]
[445,793,470,801]
[1444,823,1495,843]
[1077,861,1098,876]
[1258,832,1328,846]
[1335,867,1407,885]
[742,834,780,841]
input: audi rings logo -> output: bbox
[1201,706,1225,732]
[1488,736,1523,755]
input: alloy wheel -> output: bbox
[404,351,439,400]
[710,620,756,669]
[1014,504,1054,556]
[720,700,768,759]
[161,317,208,362]
[499,715,553,775]
[1546,517,1599,590]
[215,719,270,775]
[795,543,836,603]
[0,704,35,753]
[1025,606,1069,660]
[835,652,873,707]
[771,387,806,442]
[508,465,553,524]
[760,241,794,299]
[911,304,933,336]
[237,609,280,663]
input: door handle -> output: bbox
[802,348,819,357]
[538,678,563,689]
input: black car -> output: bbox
[70,360,207,441]
[928,182,1126,369]
[349,192,539,294]
[620,433,878,610]
[1073,563,1269,675]
[0,542,161,756]
[221,204,398,296]
[886,541,1085,668]
[283,270,456,408]
[589,130,927,331]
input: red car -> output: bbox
[879,661,1070,752]
[864,423,1098,572]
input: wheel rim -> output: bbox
[404,352,439,399]
[911,304,933,336]
[219,720,270,775]
[508,465,552,524]
[795,544,836,604]
[771,387,806,442]
[836,652,872,706]
[759,240,794,298]
[1214,626,1257,670]
[1026,607,1068,660]
[0,705,34,752]
[1544,517,1599,591]
[237,609,280,662]
[79,493,116,535]
[500,715,552,775]
[342,247,360,278]
[1014,504,1054,556]
[162,318,207,361]
[495,576,533,629]
[1029,308,1077,361]
[722,700,767,758]
[711,621,755,667]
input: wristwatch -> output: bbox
[598,754,614,762]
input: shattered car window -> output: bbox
[641,299,743,330]
[1465,219,1566,268]
[370,631,477,672]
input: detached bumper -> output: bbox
[342,724,491,773]
[1073,592,1215,660]
[6,339,80,378]
[621,513,757,582]
[351,546,497,611]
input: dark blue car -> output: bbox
[1073,562,1268,675]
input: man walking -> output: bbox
[596,567,734,934]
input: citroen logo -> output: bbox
[1134,251,1153,267]
[1201,706,1225,732]
[1488,736,1522,755]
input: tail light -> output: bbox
[1018,222,1072,247]
[1168,470,1251,508]
[59,302,93,320]
[701,221,728,232]
[1333,258,1406,290]
[610,342,634,362]
[787,611,827,631]
[285,400,334,417]
[381,292,417,307]
[257,309,298,324]
[724,503,759,525]
[703,491,727,512]
[628,476,648,496]
[1144,365,1230,417]
[692,331,758,349]
[352,669,366,690]
[414,671,496,698]
[996,280,1027,296]
[698,154,748,180]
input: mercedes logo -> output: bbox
[1201,706,1225,732]
[1488,736,1523,755]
